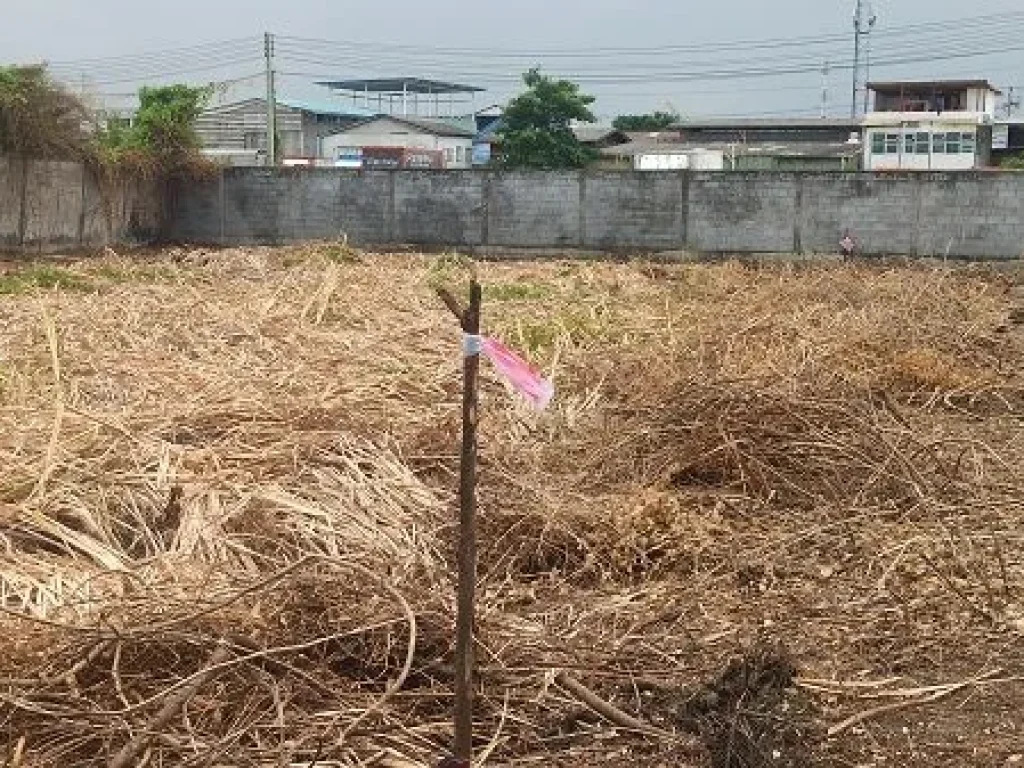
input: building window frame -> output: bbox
[960,131,976,155]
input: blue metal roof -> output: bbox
[278,99,378,118]
[474,117,504,142]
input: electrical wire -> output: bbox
[22,7,1021,116]
[44,37,261,70]
[274,9,1024,57]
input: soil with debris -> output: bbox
[1,246,1023,767]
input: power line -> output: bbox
[273,39,1024,87]
[62,57,264,87]
[18,7,1023,84]
[42,37,261,69]
[274,9,1024,57]
[20,8,1021,118]
[267,22,1024,87]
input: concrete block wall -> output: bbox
[0,155,161,253]
[800,175,923,256]
[487,171,581,247]
[688,173,801,253]
[394,172,484,246]
[165,167,1024,258]
[0,156,23,248]
[582,172,685,249]
[9,158,1024,259]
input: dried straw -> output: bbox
[2,247,1023,767]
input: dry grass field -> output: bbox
[2,245,1024,767]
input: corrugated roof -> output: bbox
[867,79,1002,94]
[317,77,485,94]
[202,97,377,119]
[277,99,378,118]
[602,140,861,159]
[572,125,628,143]
[332,115,475,138]
[673,117,861,130]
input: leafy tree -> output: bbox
[98,83,212,174]
[133,84,210,158]
[498,68,596,169]
[612,111,679,132]
[0,65,91,158]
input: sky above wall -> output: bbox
[3,0,1023,121]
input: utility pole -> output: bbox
[264,32,277,166]
[821,60,830,119]
[862,17,874,116]
[1004,86,1020,117]
[851,0,877,118]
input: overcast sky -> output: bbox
[4,0,1023,120]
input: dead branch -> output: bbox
[108,643,233,768]
[554,671,678,741]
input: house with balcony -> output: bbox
[861,80,1000,171]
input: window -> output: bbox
[244,131,266,150]
[456,145,464,163]
[871,132,884,154]
[897,131,934,155]
[884,133,900,154]
[945,133,961,154]
[933,133,946,154]
[960,131,976,154]
[444,147,455,164]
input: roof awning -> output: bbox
[317,78,484,95]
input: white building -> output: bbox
[321,116,476,168]
[861,80,1000,171]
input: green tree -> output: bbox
[0,65,91,158]
[98,83,211,174]
[612,111,678,132]
[133,84,210,158]
[498,68,596,169]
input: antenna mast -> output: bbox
[851,1,877,118]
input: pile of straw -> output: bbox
[2,247,1023,767]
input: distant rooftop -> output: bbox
[202,97,376,119]
[277,98,378,118]
[572,125,628,144]
[335,115,476,138]
[673,117,861,130]
[602,140,861,159]
[867,80,1002,94]
[317,77,485,95]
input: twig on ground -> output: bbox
[826,668,1004,737]
[108,642,233,768]
[554,671,678,741]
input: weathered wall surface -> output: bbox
[9,159,1024,259]
[165,168,1024,259]
[0,155,162,253]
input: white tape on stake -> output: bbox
[462,334,483,357]
[460,333,554,411]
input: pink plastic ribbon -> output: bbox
[465,335,554,411]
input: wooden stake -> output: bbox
[436,278,481,767]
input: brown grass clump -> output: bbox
[1,248,1024,767]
